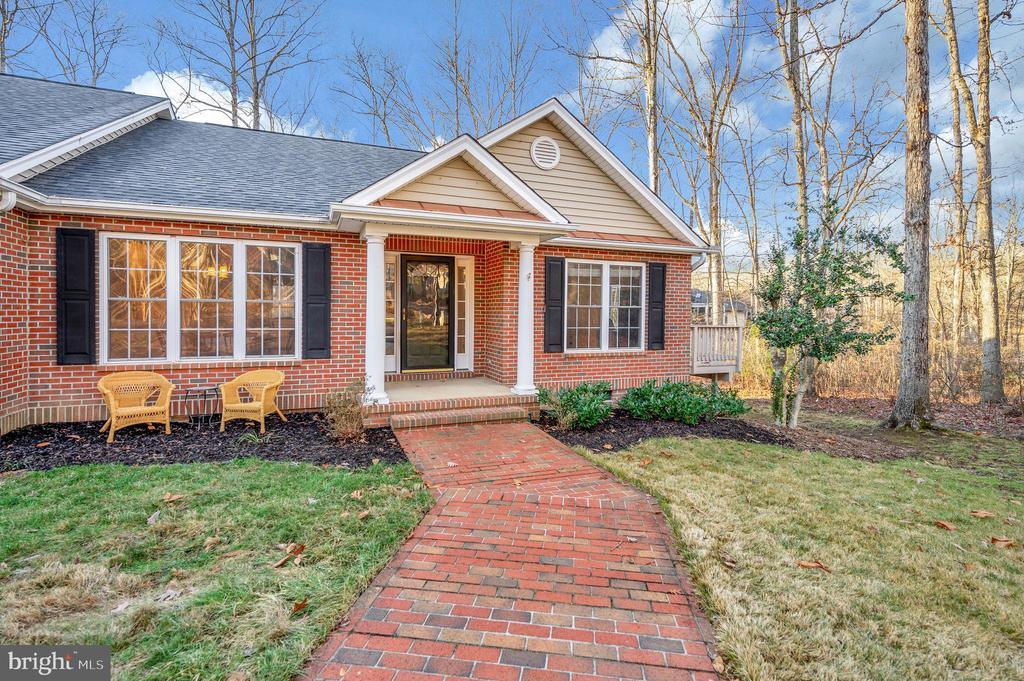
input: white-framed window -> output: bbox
[565,259,645,352]
[100,233,301,364]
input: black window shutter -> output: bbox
[56,228,96,365]
[647,262,667,351]
[302,243,332,359]
[543,256,565,353]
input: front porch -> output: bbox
[362,376,539,429]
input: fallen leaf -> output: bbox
[970,510,996,518]
[350,490,363,500]
[110,600,132,614]
[991,536,1017,548]
[146,510,161,525]
[383,467,393,475]
[602,444,613,450]
[513,479,523,487]
[639,458,653,467]
[935,520,957,531]
[292,598,308,615]
[163,493,184,503]
[227,673,247,681]
[203,536,222,551]
[154,589,181,602]
[358,510,371,520]
[659,450,674,458]
[625,536,638,543]
[221,550,245,559]
[713,656,726,673]
[446,461,458,468]
[795,559,832,573]
[962,562,976,571]
[35,441,50,448]
[372,458,380,466]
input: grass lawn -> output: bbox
[586,435,1024,681]
[0,459,432,681]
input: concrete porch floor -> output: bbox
[384,376,514,403]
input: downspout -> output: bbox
[0,190,16,214]
[691,252,707,271]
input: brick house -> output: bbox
[0,74,741,434]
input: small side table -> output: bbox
[182,385,221,428]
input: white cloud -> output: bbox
[126,70,324,137]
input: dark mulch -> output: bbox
[0,412,406,472]
[538,411,793,452]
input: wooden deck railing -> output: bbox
[691,325,744,376]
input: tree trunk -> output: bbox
[975,0,1005,402]
[887,0,931,429]
[642,0,660,194]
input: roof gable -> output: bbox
[479,100,708,249]
[343,135,566,224]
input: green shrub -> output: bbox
[618,380,748,425]
[537,381,612,430]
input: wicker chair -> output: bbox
[97,371,175,443]
[219,369,288,433]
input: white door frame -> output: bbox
[384,251,474,373]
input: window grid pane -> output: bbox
[566,262,603,350]
[180,241,234,358]
[107,238,167,360]
[245,245,296,357]
[456,265,467,354]
[385,260,396,356]
[608,265,643,349]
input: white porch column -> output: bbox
[364,233,389,404]
[512,242,537,395]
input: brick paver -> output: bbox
[303,422,718,681]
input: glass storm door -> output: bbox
[401,256,455,370]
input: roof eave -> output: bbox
[331,203,575,240]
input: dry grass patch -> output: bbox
[0,459,431,680]
[586,438,1024,681]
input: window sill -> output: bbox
[563,348,649,357]
[97,357,305,372]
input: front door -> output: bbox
[401,255,455,370]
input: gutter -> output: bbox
[548,235,716,256]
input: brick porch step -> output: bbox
[389,405,529,429]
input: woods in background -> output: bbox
[0,0,1021,409]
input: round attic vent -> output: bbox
[530,135,561,170]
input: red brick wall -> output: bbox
[3,212,367,431]
[531,245,693,392]
[0,209,31,433]
[0,210,694,432]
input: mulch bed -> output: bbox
[0,412,406,472]
[539,411,793,452]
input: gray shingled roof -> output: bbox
[0,74,166,166]
[24,117,425,217]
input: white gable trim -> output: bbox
[0,100,174,181]
[342,135,568,224]
[478,99,710,250]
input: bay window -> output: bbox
[101,234,300,363]
[566,260,645,352]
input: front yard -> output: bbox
[587,429,1024,680]
[0,459,432,681]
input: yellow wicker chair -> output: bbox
[219,369,288,434]
[97,371,175,443]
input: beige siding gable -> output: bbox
[386,156,529,213]
[488,117,676,240]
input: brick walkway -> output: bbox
[303,422,718,681]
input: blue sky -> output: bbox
[8,0,1024,268]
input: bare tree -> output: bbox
[661,0,745,323]
[339,0,540,149]
[935,0,1008,403]
[556,0,669,193]
[152,0,322,130]
[40,0,128,86]
[1,0,51,73]
[887,0,931,429]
